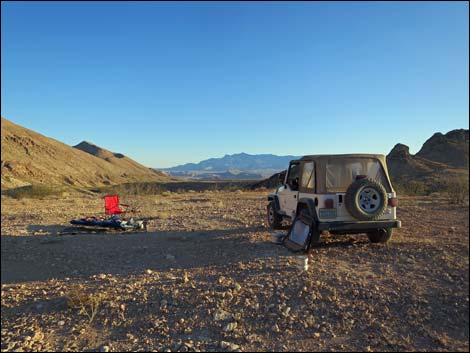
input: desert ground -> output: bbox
[1,189,469,352]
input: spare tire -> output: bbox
[345,178,388,221]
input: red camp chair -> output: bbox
[104,195,129,216]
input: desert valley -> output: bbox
[1,117,469,352]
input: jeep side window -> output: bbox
[286,163,300,191]
[300,161,315,191]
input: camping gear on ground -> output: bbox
[284,211,314,252]
[70,215,145,230]
[295,255,309,271]
[104,195,129,215]
[70,195,145,231]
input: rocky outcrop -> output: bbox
[416,129,469,168]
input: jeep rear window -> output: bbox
[326,158,390,192]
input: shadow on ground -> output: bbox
[1,226,289,284]
[2,225,376,285]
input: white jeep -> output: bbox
[267,154,401,248]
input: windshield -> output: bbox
[326,158,390,192]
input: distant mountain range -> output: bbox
[2,117,468,191]
[158,153,301,180]
[159,129,469,182]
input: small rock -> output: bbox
[58,320,65,326]
[229,343,240,351]
[146,269,153,274]
[183,271,189,283]
[32,331,44,342]
[99,345,110,352]
[271,324,280,333]
[220,341,239,351]
[165,254,175,261]
[160,299,168,307]
[214,309,233,321]
[223,322,237,332]
[306,315,315,326]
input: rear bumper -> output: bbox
[318,220,401,232]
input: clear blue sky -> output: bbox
[2,1,468,168]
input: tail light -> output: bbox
[388,198,398,207]
[324,198,334,209]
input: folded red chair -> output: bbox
[104,195,129,216]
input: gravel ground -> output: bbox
[1,191,469,352]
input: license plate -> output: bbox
[319,208,337,219]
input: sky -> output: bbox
[1,1,469,168]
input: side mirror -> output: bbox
[278,171,286,183]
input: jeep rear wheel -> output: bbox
[267,201,282,229]
[345,178,388,221]
[367,228,393,243]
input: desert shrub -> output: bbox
[5,185,62,199]
[206,183,219,192]
[394,180,428,196]
[214,200,225,208]
[98,182,166,196]
[444,176,469,204]
[67,284,103,323]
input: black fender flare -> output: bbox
[267,194,281,213]
[296,198,319,222]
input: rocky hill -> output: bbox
[387,129,469,184]
[73,141,164,178]
[1,117,169,190]
[251,129,469,192]
[416,129,469,168]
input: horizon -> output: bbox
[2,115,467,169]
[2,1,469,168]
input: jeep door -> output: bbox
[277,161,300,219]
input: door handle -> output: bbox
[294,195,297,199]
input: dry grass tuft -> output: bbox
[67,284,104,323]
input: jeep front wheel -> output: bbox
[367,228,393,243]
[267,201,282,229]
